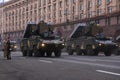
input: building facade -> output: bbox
[0,0,120,41]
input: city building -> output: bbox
[0,0,120,41]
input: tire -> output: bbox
[83,50,87,55]
[113,49,120,55]
[116,50,120,55]
[22,50,27,56]
[28,50,33,56]
[33,47,40,57]
[86,46,94,56]
[54,50,61,57]
[33,50,40,57]
[76,48,82,55]
[93,50,99,56]
[67,49,74,55]
[104,51,111,56]
[67,46,74,55]
[46,51,52,57]
[40,50,45,57]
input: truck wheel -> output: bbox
[93,50,99,56]
[116,50,120,55]
[33,50,40,57]
[54,50,61,57]
[46,51,52,57]
[41,51,45,57]
[28,50,33,56]
[22,50,27,56]
[112,49,120,55]
[104,51,111,56]
[86,46,94,56]
[83,50,87,55]
[76,49,82,55]
[67,49,74,55]
[67,46,74,55]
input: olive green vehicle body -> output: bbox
[66,23,118,56]
[20,21,64,57]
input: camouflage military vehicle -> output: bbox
[20,21,64,57]
[66,23,118,56]
[20,23,37,56]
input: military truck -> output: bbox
[66,23,118,56]
[20,21,64,57]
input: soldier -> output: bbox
[6,37,11,60]
[2,39,7,59]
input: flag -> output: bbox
[0,0,4,4]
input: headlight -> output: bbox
[80,45,84,49]
[115,44,119,47]
[99,43,102,46]
[62,43,65,46]
[92,45,95,49]
[71,44,75,48]
[14,45,17,49]
[41,43,45,47]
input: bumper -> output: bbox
[96,44,118,51]
[40,43,64,50]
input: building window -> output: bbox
[97,0,102,6]
[95,20,99,24]
[117,16,120,24]
[59,1,62,8]
[34,4,37,9]
[48,0,51,3]
[60,18,62,23]
[48,13,51,19]
[53,4,56,10]
[44,0,46,5]
[66,0,68,6]
[107,0,112,3]
[108,7,112,13]
[88,1,92,9]
[44,7,46,13]
[53,0,56,2]
[88,11,92,18]
[30,5,33,10]
[105,17,110,25]
[80,4,84,10]
[64,8,69,20]
[73,6,75,13]
[80,0,83,2]
[39,0,41,7]
[73,0,76,4]
[48,6,51,12]
[97,9,102,16]
[60,10,62,17]
[80,13,84,19]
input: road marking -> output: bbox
[96,70,120,76]
[39,60,53,63]
[66,56,120,63]
[48,58,120,69]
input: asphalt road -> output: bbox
[0,51,120,80]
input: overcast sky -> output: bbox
[4,0,10,2]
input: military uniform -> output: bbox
[6,39,11,60]
[3,40,7,59]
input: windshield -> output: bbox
[41,32,61,40]
[96,38,111,41]
[95,37,113,44]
